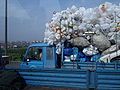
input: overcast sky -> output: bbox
[0,0,120,42]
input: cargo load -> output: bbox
[44,2,120,63]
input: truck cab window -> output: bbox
[26,47,42,60]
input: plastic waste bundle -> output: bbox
[83,45,99,56]
[44,2,120,62]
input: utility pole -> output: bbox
[5,0,8,55]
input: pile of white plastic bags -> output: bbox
[44,2,120,62]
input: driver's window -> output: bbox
[26,47,42,60]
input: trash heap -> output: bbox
[44,2,120,63]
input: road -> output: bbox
[23,86,79,90]
[5,61,21,69]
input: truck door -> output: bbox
[44,47,56,68]
[21,46,44,69]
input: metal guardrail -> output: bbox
[2,61,120,89]
[19,69,88,89]
[3,68,119,90]
[96,70,120,90]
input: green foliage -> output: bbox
[8,47,26,61]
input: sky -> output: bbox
[0,0,120,42]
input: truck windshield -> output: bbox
[26,47,42,60]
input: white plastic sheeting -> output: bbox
[44,2,120,61]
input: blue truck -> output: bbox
[1,42,120,90]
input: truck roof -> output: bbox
[28,43,51,48]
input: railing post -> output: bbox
[95,62,97,70]
[86,70,90,89]
[94,70,97,90]
[87,70,96,90]
[114,62,118,70]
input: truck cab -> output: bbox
[20,43,56,69]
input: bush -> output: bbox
[8,47,26,61]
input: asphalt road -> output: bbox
[23,86,79,90]
[5,61,21,69]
